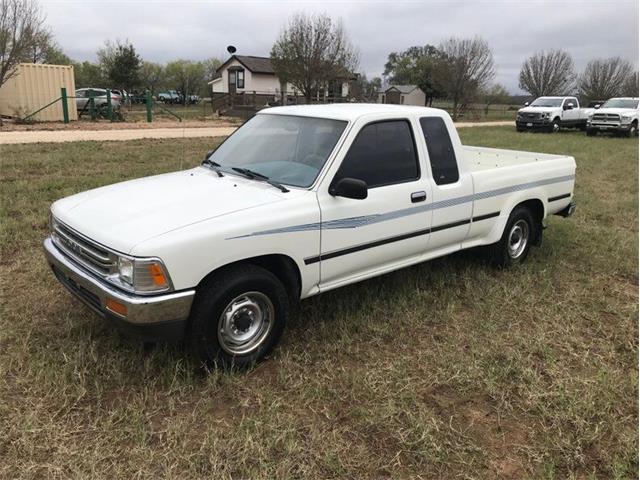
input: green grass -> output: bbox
[0,128,637,478]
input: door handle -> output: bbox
[411,191,427,203]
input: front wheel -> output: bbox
[626,121,638,138]
[188,264,289,369]
[549,118,561,133]
[488,206,536,268]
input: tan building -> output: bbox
[378,85,426,107]
[0,63,77,121]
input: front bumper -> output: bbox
[516,118,550,129]
[44,237,195,341]
[588,122,632,132]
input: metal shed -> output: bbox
[0,63,78,122]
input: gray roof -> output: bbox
[218,55,275,75]
[385,85,420,94]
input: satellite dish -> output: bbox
[227,45,237,54]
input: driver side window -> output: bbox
[333,120,419,189]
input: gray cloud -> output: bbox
[42,0,639,93]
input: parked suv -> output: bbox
[516,96,590,132]
[586,97,639,137]
[75,88,122,116]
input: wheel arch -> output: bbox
[196,253,302,302]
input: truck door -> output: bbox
[316,119,433,288]
[418,116,474,254]
[562,97,579,124]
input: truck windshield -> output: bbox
[208,114,347,188]
[530,97,563,107]
[601,99,639,109]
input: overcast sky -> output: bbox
[42,0,639,94]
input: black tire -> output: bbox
[516,126,525,132]
[188,264,289,370]
[626,121,638,138]
[586,128,597,137]
[488,206,536,268]
[549,118,561,133]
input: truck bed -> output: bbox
[462,146,570,172]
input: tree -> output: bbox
[0,0,48,89]
[439,36,495,120]
[383,45,446,105]
[165,59,206,101]
[138,61,166,93]
[621,71,638,97]
[271,13,358,102]
[203,57,222,83]
[518,50,575,97]
[481,83,510,115]
[97,39,141,91]
[73,60,103,88]
[352,73,381,101]
[578,57,634,101]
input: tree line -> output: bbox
[1,0,638,115]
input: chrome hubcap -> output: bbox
[217,292,274,355]
[508,220,529,259]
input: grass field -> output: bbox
[0,127,637,479]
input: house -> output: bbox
[378,85,426,107]
[209,55,354,100]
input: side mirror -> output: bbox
[564,104,574,110]
[330,177,368,200]
[524,101,530,107]
[595,104,601,109]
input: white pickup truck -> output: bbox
[586,97,639,137]
[44,104,576,368]
[516,96,592,132]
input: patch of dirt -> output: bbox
[421,385,531,479]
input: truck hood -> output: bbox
[593,107,638,115]
[51,167,291,253]
[518,106,556,114]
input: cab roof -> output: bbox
[259,103,448,122]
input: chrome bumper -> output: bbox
[43,237,195,325]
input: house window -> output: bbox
[236,70,245,89]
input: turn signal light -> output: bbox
[148,263,169,287]
[105,298,128,317]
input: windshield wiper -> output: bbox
[231,167,289,193]
[202,157,224,177]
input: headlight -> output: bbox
[621,115,631,122]
[111,256,171,293]
[542,112,550,118]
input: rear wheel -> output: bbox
[188,264,288,370]
[488,206,536,268]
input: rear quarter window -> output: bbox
[419,117,459,185]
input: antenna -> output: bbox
[227,45,237,55]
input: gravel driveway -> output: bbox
[0,121,512,145]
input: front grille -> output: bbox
[52,265,103,314]
[521,112,540,120]
[52,221,117,277]
[592,113,620,122]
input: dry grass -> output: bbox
[0,127,637,479]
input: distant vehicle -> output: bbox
[516,96,590,132]
[111,89,130,106]
[187,94,201,105]
[75,88,121,116]
[157,90,182,104]
[586,97,639,137]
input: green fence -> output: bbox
[19,88,182,124]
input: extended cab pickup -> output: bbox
[516,96,591,132]
[586,97,639,137]
[44,105,576,368]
